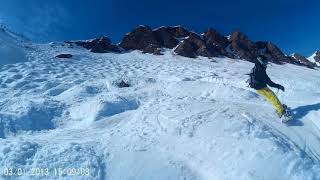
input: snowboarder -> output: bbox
[248,55,292,122]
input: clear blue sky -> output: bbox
[0,0,319,56]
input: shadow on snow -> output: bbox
[287,103,320,126]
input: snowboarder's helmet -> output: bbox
[257,55,268,67]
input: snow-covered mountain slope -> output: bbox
[0,43,320,180]
[0,25,29,66]
[308,52,320,66]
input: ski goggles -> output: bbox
[257,57,268,66]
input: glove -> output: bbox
[276,84,285,92]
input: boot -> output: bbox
[281,104,293,123]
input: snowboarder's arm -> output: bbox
[266,75,284,91]
[266,74,278,88]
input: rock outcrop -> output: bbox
[166,26,190,38]
[203,28,229,56]
[174,39,197,58]
[153,27,179,48]
[66,36,120,53]
[119,25,161,54]
[55,54,72,59]
[256,41,291,64]
[229,31,258,62]
[63,25,317,69]
[117,80,130,88]
[119,25,192,55]
[174,33,218,58]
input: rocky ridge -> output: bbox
[65,25,317,69]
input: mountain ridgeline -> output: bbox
[65,25,318,69]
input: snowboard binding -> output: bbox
[280,104,293,123]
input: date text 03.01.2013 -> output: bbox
[2,167,91,177]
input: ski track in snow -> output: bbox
[0,42,320,180]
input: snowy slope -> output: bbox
[0,25,29,66]
[0,42,320,180]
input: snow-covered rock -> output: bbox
[66,36,120,53]
[308,51,320,66]
[292,53,316,68]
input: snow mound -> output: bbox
[0,141,39,168]
[96,97,140,120]
[32,143,105,179]
[0,100,65,138]
[0,141,105,180]
[107,149,201,180]
[67,95,140,126]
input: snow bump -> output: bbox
[95,97,140,120]
[0,100,65,138]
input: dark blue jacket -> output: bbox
[249,62,279,90]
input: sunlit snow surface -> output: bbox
[0,41,320,180]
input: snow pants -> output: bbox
[256,87,284,116]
